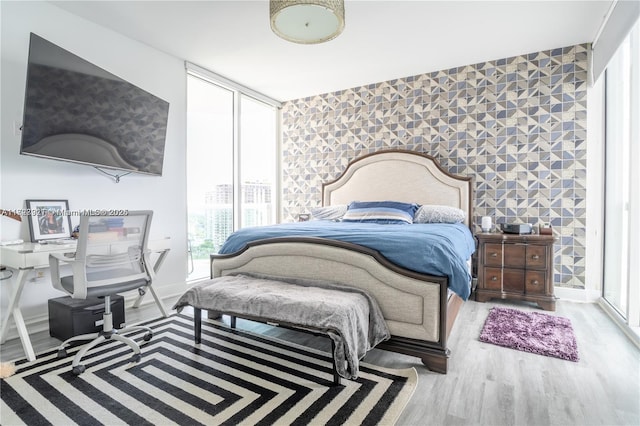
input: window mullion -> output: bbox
[626,25,640,327]
[233,91,242,231]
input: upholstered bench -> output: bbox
[173,274,390,385]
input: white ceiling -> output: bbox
[51,0,612,102]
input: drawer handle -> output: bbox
[490,253,498,258]
[531,280,539,285]
[491,276,498,281]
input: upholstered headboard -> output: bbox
[322,150,473,227]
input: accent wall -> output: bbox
[281,44,588,290]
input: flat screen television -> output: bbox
[20,33,170,176]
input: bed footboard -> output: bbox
[211,237,458,373]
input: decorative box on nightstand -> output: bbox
[475,232,557,311]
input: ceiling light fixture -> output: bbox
[270,0,345,44]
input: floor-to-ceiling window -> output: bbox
[239,96,277,228]
[186,65,280,280]
[603,21,639,332]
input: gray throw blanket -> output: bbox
[173,273,390,379]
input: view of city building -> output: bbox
[188,182,273,278]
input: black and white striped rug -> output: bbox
[1,314,417,425]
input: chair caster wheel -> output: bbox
[57,349,67,359]
[130,353,142,363]
[143,332,152,342]
[72,365,85,375]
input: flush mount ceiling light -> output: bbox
[270,0,345,44]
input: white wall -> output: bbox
[0,1,188,336]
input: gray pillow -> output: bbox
[310,205,348,221]
[414,205,465,224]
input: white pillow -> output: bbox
[310,205,348,221]
[414,205,465,224]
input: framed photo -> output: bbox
[25,199,72,242]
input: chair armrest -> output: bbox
[49,252,75,262]
[49,253,71,292]
[49,253,88,298]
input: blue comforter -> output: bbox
[218,221,476,300]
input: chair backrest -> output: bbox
[73,210,153,291]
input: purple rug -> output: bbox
[479,307,579,362]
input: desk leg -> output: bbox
[132,249,169,317]
[0,269,36,361]
[131,286,169,318]
[147,285,169,318]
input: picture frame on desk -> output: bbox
[25,199,72,242]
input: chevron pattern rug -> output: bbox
[1,314,417,425]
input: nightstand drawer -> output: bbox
[525,271,546,294]
[525,245,548,269]
[503,244,526,267]
[483,267,502,290]
[503,268,525,292]
[483,244,503,266]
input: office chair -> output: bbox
[49,210,155,375]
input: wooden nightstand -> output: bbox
[475,232,557,311]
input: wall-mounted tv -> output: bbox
[20,33,170,176]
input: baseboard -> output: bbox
[597,297,640,350]
[2,286,185,342]
[554,286,601,303]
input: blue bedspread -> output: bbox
[218,221,476,300]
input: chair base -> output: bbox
[57,325,153,375]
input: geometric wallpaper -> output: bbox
[281,44,588,289]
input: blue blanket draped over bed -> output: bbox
[218,221,476,300]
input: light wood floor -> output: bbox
[2,297,638,426]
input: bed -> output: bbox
[210,149,474,373]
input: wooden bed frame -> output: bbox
[211,150,473,374]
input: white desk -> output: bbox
[0,239,170,361]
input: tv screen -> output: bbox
[20,33,169,176]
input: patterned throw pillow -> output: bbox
[414,205,466,224]
[310,205,348,221]
[341,201,418,224]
